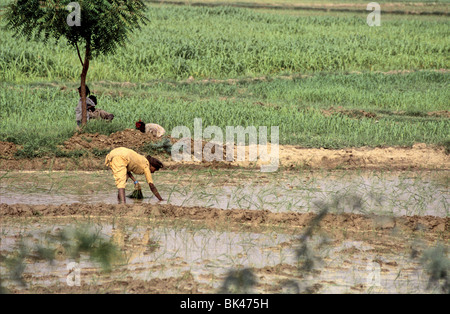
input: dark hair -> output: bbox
[135,120,146,133]
[147,156,164,170]
[78,85,91,96]
[89,95,97,105]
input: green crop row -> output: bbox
[1,70,448,157]
[1,4,448,82]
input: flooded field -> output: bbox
[0,169,449,294]
[1,169,448,217]
[0,216,443,294]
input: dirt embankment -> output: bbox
[0,203,448,239]
[0,129,449,171]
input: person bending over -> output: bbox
[105,147,164,204]
[135,119,166,138]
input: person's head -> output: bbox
[89,95,97,105]
[135,120,146,133]
[146,155,164,173]
[78,85,90,97]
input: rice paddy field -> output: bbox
[0,0,449,296]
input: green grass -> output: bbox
[0,70,448,155]
[1,4,448,82]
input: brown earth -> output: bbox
[0,141,19,159]
[321,107,377,119]
[0,203,448,239]
[9,271,205,294]
[61,128,159,151]
[0,128,449,171]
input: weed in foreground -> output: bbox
[296,204,329,273]
[1,224,123,288]
[57,224,123,272]
[219,268,257,294]
[418,243,449,294]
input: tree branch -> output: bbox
[76,42,84,67]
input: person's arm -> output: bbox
[149,183,163,201]
[127,172,137,184]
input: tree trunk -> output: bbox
[80,41,91,125]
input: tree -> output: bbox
[4,0,148,125]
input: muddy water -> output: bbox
[0,219,434,294]
[1,170,448,217]
[1,170,446,293]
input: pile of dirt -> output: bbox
[61,128,158,151]
[60,129,228,161]
[0,141,19,159]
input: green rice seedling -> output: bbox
[129,183,144,199]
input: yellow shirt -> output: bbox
[105,147,153,188]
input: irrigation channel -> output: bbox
[0,169,448,293]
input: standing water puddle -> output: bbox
[1,170,448,217]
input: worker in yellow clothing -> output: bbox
[105,147,164,204]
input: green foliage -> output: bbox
[91,148,110,157]
[4,0,148,57]
[2,224,123,286]
[129,187,144,199]
[219,268,257,294]
[58,224,123,271]
[80,119,123,136]
[141,138,173,155]
[3,240,28,286]
[419,244,449,294]
[443,140,450,155]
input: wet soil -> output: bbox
[1,203,447,237]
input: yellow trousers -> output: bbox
[108,155,129,189]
